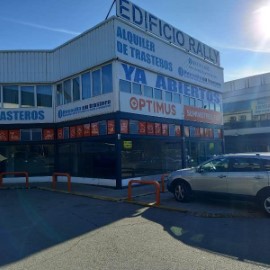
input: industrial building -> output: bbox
[0,0,224,188]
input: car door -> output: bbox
[190,157,229,193]
[226,157,269,196]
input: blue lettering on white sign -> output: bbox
[0,110,45,121]
[116,26,173,72]
[116,0,220,65]
[58,100,112,119]
[121,64,221,104]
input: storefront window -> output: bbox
[58,142,116,179]
[3,144,54,176]
[21,129,42,141]
[37,85,52,107]
[3,85,19,108]
[21,86,35,107]
[82,72,91,100]
[121,139,182,178]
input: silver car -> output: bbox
[167,153,270,216]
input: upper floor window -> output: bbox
[3,85,19,108]
[63,80,72,104]
[82,72,91,100]
[37,85,52,107]
[102,64,113,94]
[21,86,35,107]
[73,77,80,102]
[144,86,153,98]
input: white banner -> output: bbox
[56,93,115,122]
[115,20,224,92]
[117,62,222,106]
[0,108,53,124]
[116,0,220,66]
[120,92,183,119]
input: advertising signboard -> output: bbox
[116,0,220,66]
[184,105,223,125]
[115,19,223,92]
[0,108,53,124]
[56,93,115,122]
[117,62,222,120]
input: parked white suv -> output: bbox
[167,153,270,216]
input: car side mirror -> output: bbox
[197,167,204,173]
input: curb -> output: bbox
[2,186,262,218]
[37,186,258,218]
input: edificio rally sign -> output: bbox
[116,0,220,66]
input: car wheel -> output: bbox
[260,192,270,216]
[173,182,191,202]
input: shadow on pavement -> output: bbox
[1,187,269,268]
[0,189,139,267]
[140,199,270,267]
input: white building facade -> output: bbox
[0,0,224,188]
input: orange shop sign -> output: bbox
[184,106,223,125]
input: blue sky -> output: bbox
[0,0,270,82]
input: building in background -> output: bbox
[224,73,270,153]
[0,0,224,188]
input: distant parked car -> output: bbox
[167,153,270,216]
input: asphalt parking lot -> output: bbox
[1,187,270,270]
[2,181,265,218]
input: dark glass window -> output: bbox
[56,83,63,106]
[196,99,203,108]
[230,157,261,172]
[119,80,131,93]
[183,96,190,106]
[121,140,182,178]
[37,85,52,107]
[73,77,80,102]
[5,144,54,176]
[201,157,229,172]
[3,85,19,108]
[154,88,162,100]
[63,80,72,104]
[82,72,91,100]
[92,69,101,96]
[58,142,116,178]
[173,93,181,103]
[102,64,113,94]
[165,91,172,102]
[133,83,142,95]
[21,86,35,107]
[144,86,153,98]
[21,129,42,141]
[190,98,196,106]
